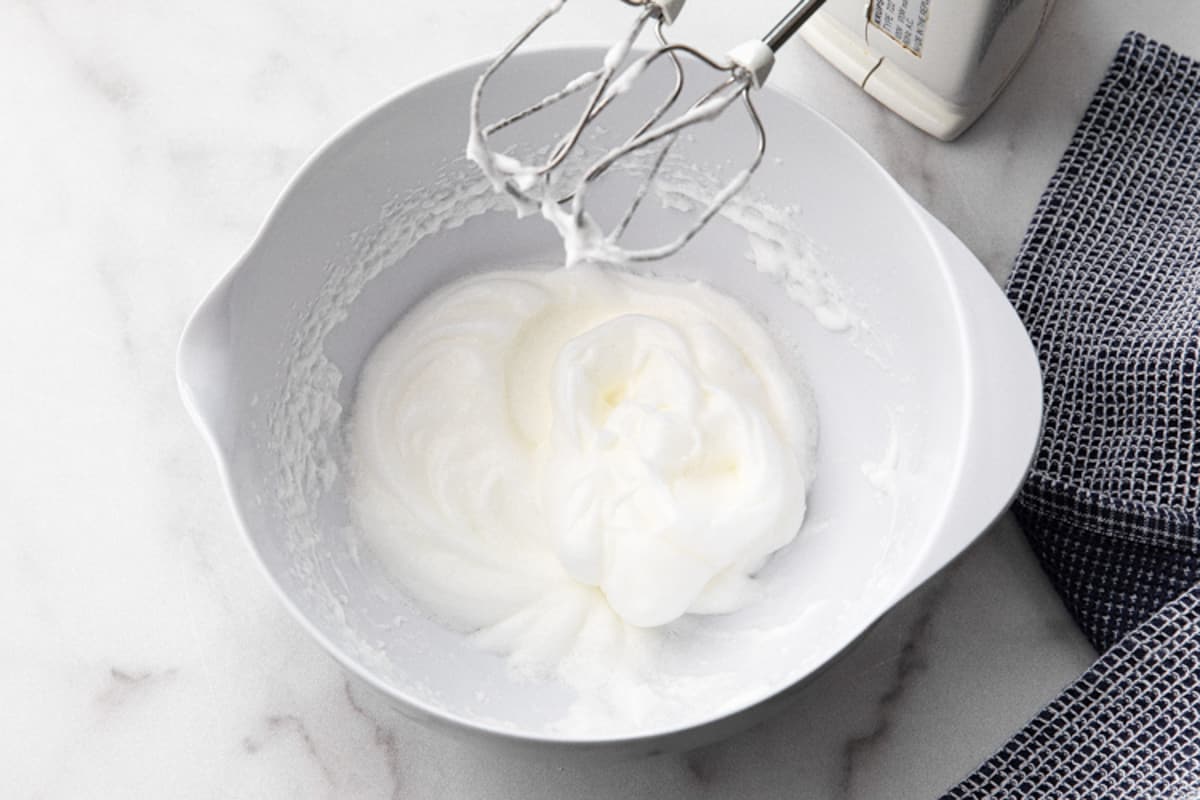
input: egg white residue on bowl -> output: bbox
[264,162,512,668]
[657,183,860,334]
[263,155,900,735]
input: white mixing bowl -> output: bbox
[178,48,1041,755]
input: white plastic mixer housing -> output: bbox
[803,0,1057,140]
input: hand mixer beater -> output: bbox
[468,0,828,264]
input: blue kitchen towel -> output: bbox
[944,32,1200,798]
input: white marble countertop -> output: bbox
[5,2,1198,797]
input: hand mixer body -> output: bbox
[801,0,1057,140]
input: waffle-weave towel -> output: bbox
[944,32,1200,798]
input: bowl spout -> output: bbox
[177,276,236,451]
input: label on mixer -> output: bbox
[868,0,930,57]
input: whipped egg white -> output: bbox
[350,265,816,671]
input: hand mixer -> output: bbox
[468,0,828,263]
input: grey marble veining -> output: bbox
[4,1,1196,797]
